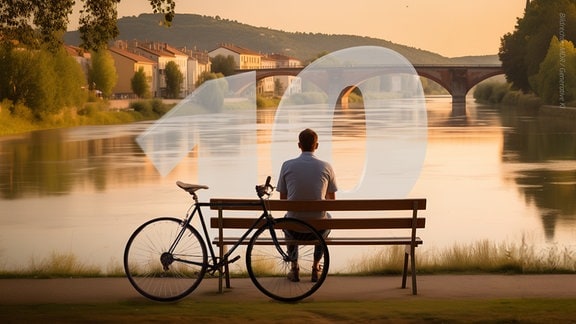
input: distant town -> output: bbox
[66,41,303,99]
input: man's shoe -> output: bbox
[311,266,321,282]
[287,267,300,282]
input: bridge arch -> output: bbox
[243,65,504,112]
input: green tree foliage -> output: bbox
[78,0,121,51]
[499,0,576,92]
[0,45,87,120]
[164,61,183,98]
[195,71,224,88]
[274,78,284,97]
[196,76,228,112]
[0,0,75,52]
[131,67,150,98]
[530,36,576,105]
[0,0,176,51]
[88,49,117,98]
[78,0,175,50]
[211,55,237,76]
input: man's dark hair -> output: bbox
[299,128,318,151]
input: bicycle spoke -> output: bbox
[246,218,329,302]
[124,218,208,301]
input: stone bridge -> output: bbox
[239,65,504,112]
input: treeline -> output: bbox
[0,46,86,121]
[498,0,576,106]
[473,82,543,109]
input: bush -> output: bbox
[130,100,153,117]
[151,99,171,115]
[130,99,172,118]
[474,82,510,104]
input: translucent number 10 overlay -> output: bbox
[136,46,427,198]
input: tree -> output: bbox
[195,71,224,87]
[211,55,237,76]
[0,0,75,52]
[0,0,177,51]
[0,45,87,120]
[274,78,284,97]
[88,49,117,98]
[530,36,576,105]
[131,67,150,98]
[164,61,183,98]
[499,0,576,92]
[52,48,88,109]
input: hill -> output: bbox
[65,13,500,65]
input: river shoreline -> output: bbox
[540,105,576,119]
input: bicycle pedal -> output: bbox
[229,255,241,264]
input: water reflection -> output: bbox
[499,107,576,240]
[0,126,151,199]
[1,98,575,270]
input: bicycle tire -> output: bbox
[246,218,330,302]
[123,217,208,302]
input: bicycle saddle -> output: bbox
[176,181,209,194]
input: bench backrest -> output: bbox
[209,198,426,231]
[209,198,426,211]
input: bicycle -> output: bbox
[123,176,330,302]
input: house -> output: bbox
[180,47,212,91]
[261,53,303,96]
[208,44,262,70]
[130,41,189,98]
[265,53,302,68]
[108,46,157,98]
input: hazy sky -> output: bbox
[72,0,527,57]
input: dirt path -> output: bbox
[1,274,576,304]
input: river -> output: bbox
[0,96,575,272]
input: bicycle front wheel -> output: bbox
[246,218,329,302]
[123,217,207,302]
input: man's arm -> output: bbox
[325,192,335,200]
[280,192,287,200]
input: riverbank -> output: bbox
[0,99,172,136]
[540,105,576,119]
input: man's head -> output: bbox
[298,128,319,152]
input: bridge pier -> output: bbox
[451,97,467,116]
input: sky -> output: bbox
[71,0,527,58]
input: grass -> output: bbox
[1,298,576,322]
[346,239,576,275]
[1,239,575,278]
[1,240,576,322]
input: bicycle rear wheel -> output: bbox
[246,218,329,302]
[123,217,207,302]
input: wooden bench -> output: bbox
[209,198,426,295]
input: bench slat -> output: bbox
[210,198,426,211]
[209,217,425,230]
[212,237,423,246]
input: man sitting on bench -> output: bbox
[276,128,338,282]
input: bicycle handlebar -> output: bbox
[256,176,274,198]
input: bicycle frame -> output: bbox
[170,196,291,274]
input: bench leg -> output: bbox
[410,245,417,295]
[402,245,418,295]
[225,260,231,288]
[218,246,223,293]
[401,245,409,289]
[217,245,231,292]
